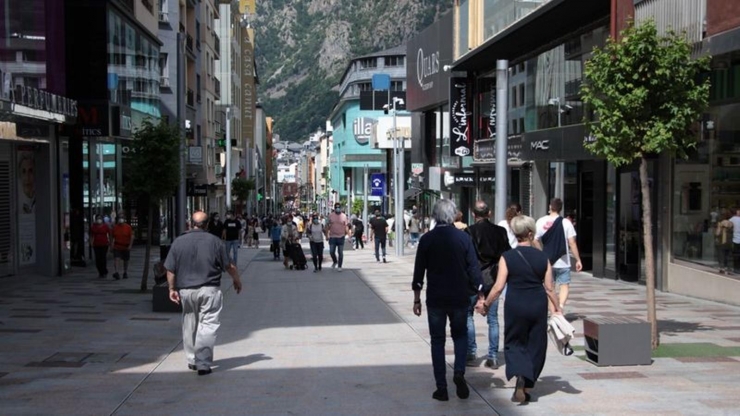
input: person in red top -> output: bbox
[90,214,112,279]
[112,215,134,279]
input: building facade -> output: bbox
[0,0,78,277]
[328,45,408,215]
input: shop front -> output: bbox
[0,90,78,277]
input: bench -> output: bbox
[583,316,651,366]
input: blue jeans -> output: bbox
[427,305,468,389]
[467,295,500,360]
[328,236,345,267]
[226,240,239,265]
[374,237,387,260]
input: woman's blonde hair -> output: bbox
[510,215,536,242]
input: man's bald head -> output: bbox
[473,200,490,219]
[192,211,208,228]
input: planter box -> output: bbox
[583,317,651,366]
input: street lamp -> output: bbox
[547,97,572,204]
[383,97,405,257]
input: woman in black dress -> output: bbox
[477,215,562,403]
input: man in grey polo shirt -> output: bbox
[165,211,243,375]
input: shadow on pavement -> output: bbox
[215,353,273,371]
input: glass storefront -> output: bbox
[523,25,609,131]
[483,0,551,40]
[673,103,740,273]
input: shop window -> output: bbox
[672,103,740,272]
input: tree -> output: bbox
[581,19,710,349]
[127,119,182,292]
[352,198,365,217]
[232,177,255,212]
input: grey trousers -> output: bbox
[180,286,223,370]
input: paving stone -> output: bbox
[673,356,739,363]
[577,371,647,380]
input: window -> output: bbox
[391,81,404,91]
[385,56,405,67]
[518,84,524,107]
[159,53,168,77]
[357,82,372,92]
[519,118,525,134]
[358,58,377,69]
[511,86,517,108]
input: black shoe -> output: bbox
[383,257,387,263]
[197,368,212,376]
[113,272,120,280]
[466,354,477,367]
[123,273,128,279]
[432,387,449,401]
[453,372,470,399]
[187,364,197,371]
[512,376,526,403]
[485,357,499,369]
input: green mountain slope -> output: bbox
[255,0,451,142]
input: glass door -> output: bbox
[616,162,656,283]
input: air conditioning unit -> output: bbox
[160,76,170,87]
[158,11,169,23]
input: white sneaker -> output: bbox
[332,263,337,269]
[337,267,342,272]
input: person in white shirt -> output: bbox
[497,203,522,248]
[535,198,582,313]
[729,209,740,272]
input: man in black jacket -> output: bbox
[467,200,511,369]
[413,199,482,402]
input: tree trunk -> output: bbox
[140,203,153,292]
[639,156,659,349]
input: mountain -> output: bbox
[254,0,452,142]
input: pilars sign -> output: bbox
[449,78,472,157]
[242,27,255,148]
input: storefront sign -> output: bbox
[353,117,375,145]
[406,12,454,111]
[242,28,256,147]
[450,78,472,157]
[0,122,17,139]
[76,104,109,137]
[453,172,475,185]
[189,146,203,164]
[1,70,77,119]
[186,181,208,197]
[371,173,386,197]
[521,124,602,161]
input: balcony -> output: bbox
[214,78,221,99]
[186,88,194,107]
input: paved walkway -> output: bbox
[1,239,739,415]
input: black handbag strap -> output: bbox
[515,248,538,278]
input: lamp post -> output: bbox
[384,97,405,257]
[548,97,568,204]
[225,106,232,211]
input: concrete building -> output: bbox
[328,45,409,215]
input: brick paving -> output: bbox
[0,241,739,415]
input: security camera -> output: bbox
[443,65,452,72]
[564,104,573,111]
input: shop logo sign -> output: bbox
[530,140,550,151]
[353,117,375,145]
[416,48,439,91]
[450,79,471,157]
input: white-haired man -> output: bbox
[412,199,482,402]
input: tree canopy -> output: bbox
[581,19,710,165]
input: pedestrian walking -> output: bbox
[466,200,511,369]
[498,203,522,248]
[270,219,282,260]
[369,210,389,263]
[222,211,241,265]
[412,199,482,402]
[111,215,134,280]
[90,214,112,279]
[408,214,421,248]
[716,209,734,274]
[307,213,325,272]
[454,210,469,233]
[535,198,582,313]
[164,211,242,376]
[281,216,297,269]
[207,212,224,239]
[477,215,562,403]
[729,208,740,272]
[352,214,365,250]
[326,203,350,272]
[251,218,260,248]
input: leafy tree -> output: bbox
[581,20,710,349]
[127,119,182,292]
[352,198,365,217]
[232,177,255,207]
